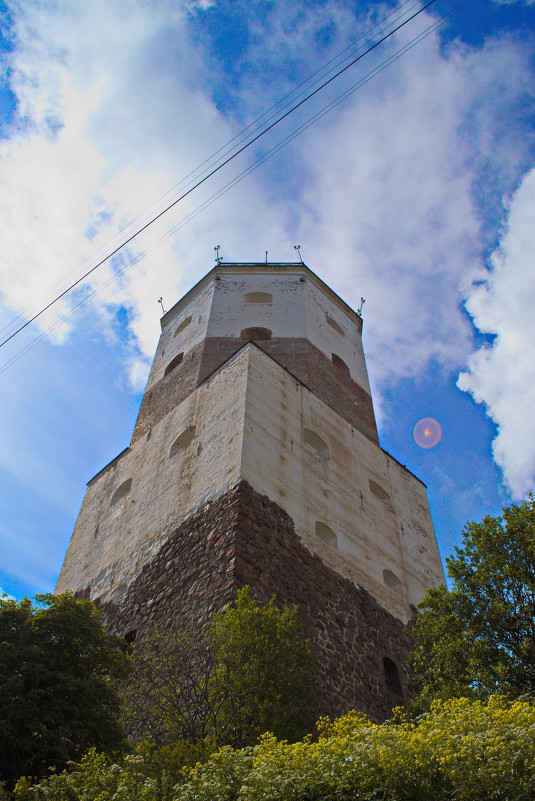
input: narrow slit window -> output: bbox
[326,315,345,336]
[303,428,329,458]
[383,657,403,696]
[240,327,272,340]
[110,478,132,507]
[164,352,184,376]
[315,521,338,549]
[332,353,350,375]
[244,292,273,303]
[383,569,403,595]
[170,426,196,457]
[174,316,192,336]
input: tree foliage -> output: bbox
[211,586,317,746]
[15,696,535,801]
[0,592,128,788]
[13,750,175,801]
[411,496,535,707]
[121,587,317,750]
[121,627,220,752]
[13,742,200,801]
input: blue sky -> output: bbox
[0,0,534,599]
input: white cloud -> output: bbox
[290,28,534,418]
[1,0,303,389]
[0,0,534,489]
[0,1,277,378]
[491,0,534,6]
[458,167,535,499]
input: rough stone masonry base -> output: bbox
[92,481,412,723]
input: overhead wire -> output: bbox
[0,0,442,354]
[0,0,423,343]
[113,0,424,205]
[127,10,452,252]
[0,0,464,376]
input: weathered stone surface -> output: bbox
[132,337,377,446]
[56,349,248,605]
[98,481,411,722]
[131,265,376,444]
[58,343,442,621]
[59,263,444,724]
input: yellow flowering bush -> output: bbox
[14,696,534,801]
[14,750,173,801]
[13,746,188,801]
[178,696,535,801]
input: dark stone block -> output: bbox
[97,481,412,723]
[132,338,378,445]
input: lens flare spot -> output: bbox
[413,417,442,449]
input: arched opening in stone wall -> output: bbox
[315,521,338,549]
[170,426,196,457]
[174,316,192,336]
[124,630,137,652]
[240,327,272,340]
[383,569,403,595]
[326,314,345,336]
[332,353,350,375]
[383,656,403,696]
[164,352,184,376]
[369,480,392,508]
[110,478,132,507]
[303,428,329,458]
[244,292,273,303]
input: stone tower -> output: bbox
[57,262,444,721]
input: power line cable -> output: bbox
[0,0,422,342]
[152,12,451,240]
[124,0,423,200]
[0,1,459,374]
[0,0,440,351]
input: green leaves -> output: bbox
[122,587,317,751]
[14,697,535,801]
[411,496,535,708]
[14,749,178,801]
[179,696,535,801]
[0,593,128,788]
[211,587,317,747]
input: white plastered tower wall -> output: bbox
[142,278,216,395]
[201,266,371,393]
[56,262,445,625]
[56,348,249,603]
[241,345,442,623]
[141,264,371,399]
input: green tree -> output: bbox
[411,496,535,708]
[121,627,220,751]
[0,592,128,788]
[211,587,317,747]
[122,587,317,749]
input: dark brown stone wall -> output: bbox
[131,345,205,443]
[232,482,410,721]
[98,482,410,722]
[259,338,378,445]
[99,489,239,635]
[132,338,378,446]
